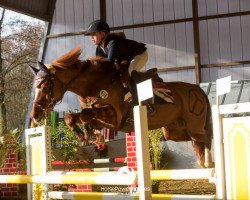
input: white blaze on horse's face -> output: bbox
[31,75,52,123]
[34,87,39,100]
[30,86,46,123]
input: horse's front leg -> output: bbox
[78,106,119,129]
[64,113,90,141]
[88,129,106,150]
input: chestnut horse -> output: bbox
[29,46,213,168]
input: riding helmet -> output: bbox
[84,20,110,35]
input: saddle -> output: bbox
[122,68,174,105]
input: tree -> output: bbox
[0,8,43,135]
[0,8,6,135]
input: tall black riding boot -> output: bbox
[146,102,155,116]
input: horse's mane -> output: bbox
[88,56,108,63]
[51,46,110,70]
[52,46,82,69]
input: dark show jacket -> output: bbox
[96,33,147,63]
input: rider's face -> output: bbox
[90,31,106,46]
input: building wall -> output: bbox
[44,0,250,85]
[199,1,250,82]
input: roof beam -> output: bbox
[192,0,201,85]
[0,0,56,22]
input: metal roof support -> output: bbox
[236,81,244,103]
[192,0,201,85]
[0,0,56,22]
[100,0,106,22]
[206,83,213,96]
[221,94,227,105]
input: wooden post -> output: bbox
[212,105,226,199]
[133,105,152,200]
[25,126,51,200]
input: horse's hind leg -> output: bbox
[204,146,214,168]
[192,141,206,167]
[192,140,213,168]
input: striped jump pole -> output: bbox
[51,157,127,172]
[0,173,136,185]
[93,157,127,164]
[48,191,216,200]
[52,157,126,165]
[0,168,214,185]
[150,168,215,181]
[87,167,122,172]
[52,166,122,172]
[46,168,215,181]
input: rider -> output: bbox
[84,19,155,115]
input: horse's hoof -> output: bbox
[197,160,205,168]
[205,161,215,168]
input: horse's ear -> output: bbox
[28,64,39,75]
[37,61,50,74]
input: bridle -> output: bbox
[32,66,84,112]
[32,75,65,111]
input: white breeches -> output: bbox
[128,51,148,75]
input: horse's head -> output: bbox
[29,45,130,125]
[29,61,65,124]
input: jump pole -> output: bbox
[46,168,214,180]
[0,168,215,183]
[0,174,136,185]
[48,191,215,200]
